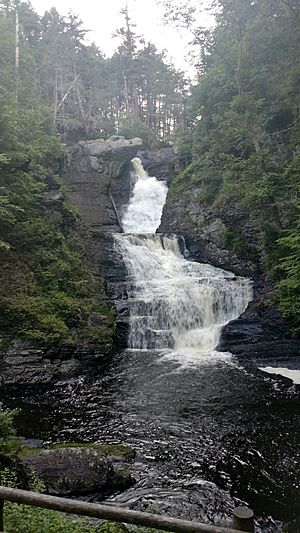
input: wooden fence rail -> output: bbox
[0,486,254,533]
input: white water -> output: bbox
[122,158,168,234]
[116,158,253,358]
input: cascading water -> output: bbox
[122,158,168,234]
[116,158,253,359]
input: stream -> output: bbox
[2,159,300,531]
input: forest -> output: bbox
[0,0,299,344]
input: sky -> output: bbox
[30,0,214,76]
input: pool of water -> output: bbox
[2,350,300,531]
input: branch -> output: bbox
[56,75,80,112]
[278,0,299,17]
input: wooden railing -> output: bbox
[0,486,254,532]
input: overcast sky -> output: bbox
[30,0,213,75]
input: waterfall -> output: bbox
[122,158,168,234]
[116,158,252,358]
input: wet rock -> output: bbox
[138,148,178,181]
[54,359,81,380]
[0,339,87,384]
[1,352,55,385]
[218,297,300,358]
[14,437,43,448]
[21,447,134,496]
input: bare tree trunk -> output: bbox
[56,74,79,112]
[15,8,19,103]
[76,82,88,135]
[59,68,66,136]
[52,68,58,131]
[122,71,129,113]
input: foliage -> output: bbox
[0,83,114,347]
[0,468,98,532]
[0,468,162,533]
[4,503,101,533]
[118,114,158,148]
[0,1,187,141]
[277,211,300,333]
[0,402,17,442]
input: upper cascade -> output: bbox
[122,158,168,234]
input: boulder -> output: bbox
[21,447,134,496]
[138,147,178,181]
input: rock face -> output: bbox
[138,148,178,182]
[22,447,133,496]
[218,300,300,358]
[159,187,260,277]
[0,337,117,386]
[66,136,143,350]
[66,136,142,236]
[0,136,143,386]
[66,139,179,351]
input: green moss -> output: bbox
[0,438,23,455]
[0,99,115,349]
[49,443,135,459]
[17,446,44,458]
[17,442,135,461]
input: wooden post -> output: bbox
[233,506,254,532]
[0,498,4,531]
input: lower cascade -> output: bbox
[116,158,253,358]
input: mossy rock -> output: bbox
[20,446,134,496]
[49,443,136,461]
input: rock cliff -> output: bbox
[65,135,143,349]
[0,136,143,385]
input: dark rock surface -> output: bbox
[138,147,178,182]
[21,447,133,496]
[0,336,115,385]
[218,301,300,358]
